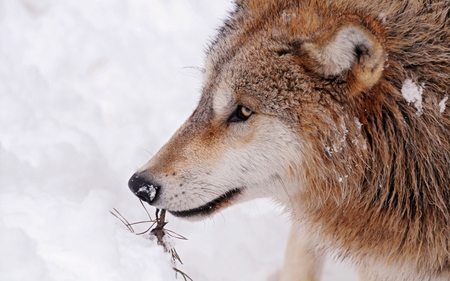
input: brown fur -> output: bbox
[131,0,450,280]
[204,1,450,278]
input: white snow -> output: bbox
[401,79,424,116]
[439,96,448,114]
[138,185,157,201]
[354,117,363,130]
[0,1,358,280]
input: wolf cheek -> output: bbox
[129,111,306,220]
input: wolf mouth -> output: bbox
[169,188,242,218]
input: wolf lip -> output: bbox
[169,188,242,218]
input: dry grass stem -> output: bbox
[111,201,192,280]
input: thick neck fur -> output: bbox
[292,1,450,277]
[217,0,450,277]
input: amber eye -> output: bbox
[240,106,252,118]
[228,105,253,123]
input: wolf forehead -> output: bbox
[206,47,316,120]
[200,0,381,120]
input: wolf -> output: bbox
[128,0,450,280]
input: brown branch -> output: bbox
[151,209,169,251]
[110,205,193,280]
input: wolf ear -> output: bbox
[302,22,385,90]
[235,0,246,7]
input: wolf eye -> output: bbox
[228,105,253,122]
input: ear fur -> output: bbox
[303,21,386,90]
[234,0,246,7]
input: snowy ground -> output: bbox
[0,1,358,280]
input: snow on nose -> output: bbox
[128,173,159,204]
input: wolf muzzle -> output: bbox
[128,173,160,204]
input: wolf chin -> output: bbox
[128,1,450,280]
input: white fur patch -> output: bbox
[401,79,423,116]
[211,117,305,203]
[212,85,234,118]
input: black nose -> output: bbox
[128,173,160,204]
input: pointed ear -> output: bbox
[303,21,386,90]
[235,0,246,7]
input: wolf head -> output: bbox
[129,0,386,220]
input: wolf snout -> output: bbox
[128,173,160,204]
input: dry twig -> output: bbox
[111,202,192,280]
